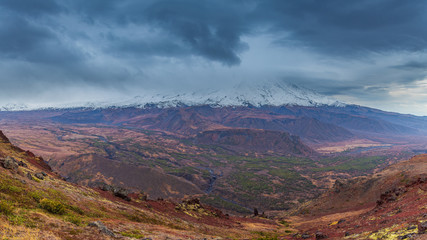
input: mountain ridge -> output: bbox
[0,81,344,111]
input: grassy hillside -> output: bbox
[0,130,294,239]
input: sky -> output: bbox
[1,0,427,115]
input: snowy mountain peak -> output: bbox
[116,81,344,108]
[0,81,344,111]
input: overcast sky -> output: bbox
[1,0,427,115]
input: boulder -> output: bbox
[301,233,311,239]
[34,173,45,180]
[18,161,28,167]
[315,231,328,239]
[419,221,427,233]
[98,183,131,201]
[2,156,18,170]
[99,183,113,192]
[88,221,115,237]
[113,187,131,201]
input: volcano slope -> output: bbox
[285,154,427,239]
[0,130,294,240]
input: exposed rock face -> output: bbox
[88,221,115,237]
[113,187,130,201]
[99,183,131,201]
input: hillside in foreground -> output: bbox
[0,130,291,239]
[284,154,427,239]
[1,129,426,239]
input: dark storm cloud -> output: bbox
[2,0,427,67]
[64,0,251,65]
[0,1,82,66]
[142,0,250,65]
[0,16,52,58]
[62,0,427,65]
[256,0,427,56]
[0,16,82,65]
[71,0,427,65]
[1,0,427,113]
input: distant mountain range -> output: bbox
[0,81,343,111]
[1,81,427,213]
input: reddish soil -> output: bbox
[290,172,427,239]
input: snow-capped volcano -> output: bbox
[115,81,344,108]
[0,81,344,111]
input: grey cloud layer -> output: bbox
[4,0,427,66]
[1,0,427,113]
[259,0,427,56]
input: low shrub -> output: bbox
[0,201,14,216]
[29,190,44,203]
[67,205,84,215]
[39,199,66,215]
[66,214,83,225]
[0,179,23,194]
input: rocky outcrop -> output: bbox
[34,172,45,180]
[99,183,131,201]
[2,156,18,170]
[88,221,115,237]
[376,187,407,206]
